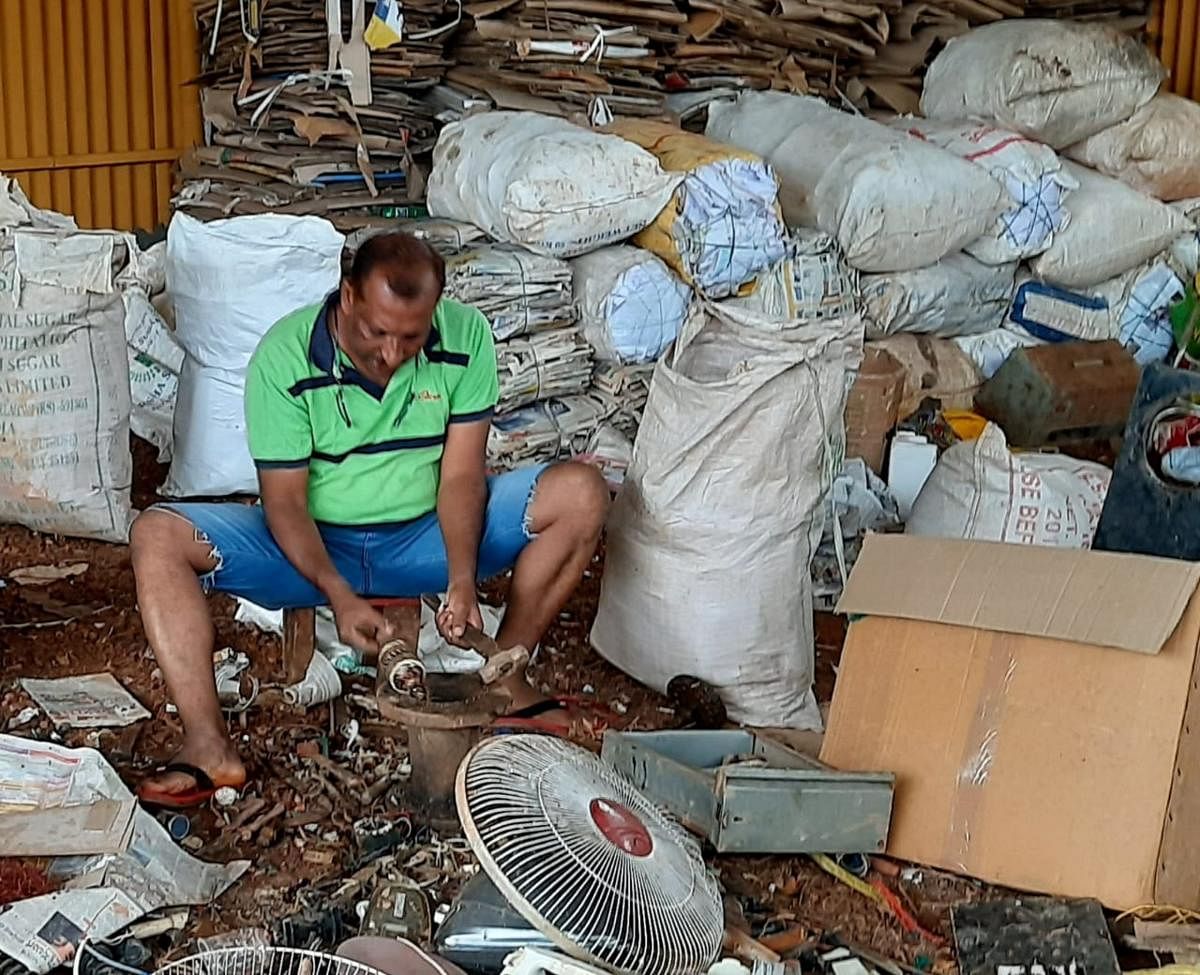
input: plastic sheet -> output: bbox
[573,247,690,364]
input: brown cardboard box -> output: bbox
[820,534,1200,909]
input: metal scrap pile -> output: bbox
[177,0,461,226]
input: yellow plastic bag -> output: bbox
[945,410,989,441]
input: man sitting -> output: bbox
[131,232,609,808]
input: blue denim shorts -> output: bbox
[155,464,547,610]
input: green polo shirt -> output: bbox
[244,293,498,525]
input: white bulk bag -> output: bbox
[1007,263,1185,365]
[427,112,683,259]
[591,301,863,729]
[0,224,132,543]
[164,212,345,497]
[891,119,1077,263]
[1173,200,1200,275]
[906,423,1110,548]
[1030,162,1190,288]
[123,288,183,462]
[606,118,788,299]
[572,246,691,364]
[921,20,1165,149]
[862,254,1017,338]
[1066,94,1200,203]
[705,92,1005,273]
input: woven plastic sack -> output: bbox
[862,254,1017,338]
[1030,162,1190,288]
[0,198,133,543]
[1067,94,1200,203]
[921,20,1165,149]
[607,119,787,298]
[892,119,1077,264]
[1007,264,1185,365]
[706,91,1005,273]
[907,422,1110,548]
[572,246,691,364]
[123,288,183,462]
[1173,200,1200,275]
[592,301,863,729]
[427,112,682,259]
[164,212,345,497]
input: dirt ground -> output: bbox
[0,437,985,973]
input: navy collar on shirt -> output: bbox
[304,290,453,401]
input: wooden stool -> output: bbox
[280,598,422,685]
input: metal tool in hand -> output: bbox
[421,594,529,685]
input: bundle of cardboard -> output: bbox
[179,0,461,224]
[445,0,686,119]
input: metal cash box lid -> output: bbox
[601,730,894,855]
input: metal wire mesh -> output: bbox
[156,947,387,975]
[457,736,724,975]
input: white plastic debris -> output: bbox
[233,597,501,675]
[282,650,343,708]
[213,786,240,808]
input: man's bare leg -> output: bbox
[129,510,246,796]
[493,462,609,713]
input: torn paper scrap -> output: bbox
[0,808,247,973]
[7,563,89,586]
[20,674,151,728]
[0,734,135,856]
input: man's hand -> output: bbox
[436,582,485,648]
[330,591,393,654]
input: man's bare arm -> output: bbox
[259,467,390,651]
[436,418,490,641]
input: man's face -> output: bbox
[338,269,438,387]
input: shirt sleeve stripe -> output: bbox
[448,407,495,424]
[254,459,311,469]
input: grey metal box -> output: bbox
[602,730,894,855]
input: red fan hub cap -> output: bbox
[589,798,654,857]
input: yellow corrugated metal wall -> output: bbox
[0,0,201,231]
[1156,0,1200,99]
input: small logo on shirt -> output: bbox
[416,390,442,402]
